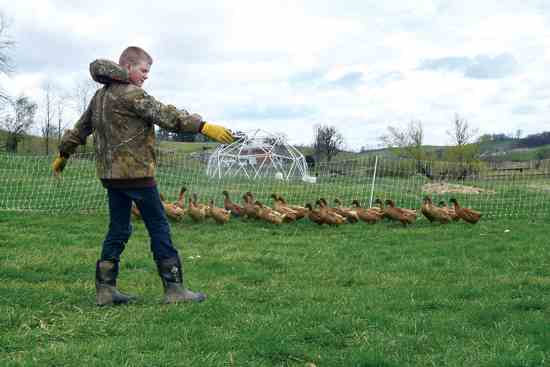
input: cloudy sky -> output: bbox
[0,0,549,150]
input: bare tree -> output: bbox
[0,13,15,101]
[445,114,480,163]
[41,82,55,155]
[312,124,344,162]
[55,92,70,144]
[70,78,98,153]
[0,95,37,152]
[72,78,98,115]
[447,113,477,146]
[380,120,426,160]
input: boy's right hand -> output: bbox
[201,122,235,144]
[52,154,68,176]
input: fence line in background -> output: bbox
[1,151,549,219]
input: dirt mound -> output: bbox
[422,182,495,195]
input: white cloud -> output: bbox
[0,0,549,150]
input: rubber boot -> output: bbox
[95,260,136,306]
[156,256,206,304]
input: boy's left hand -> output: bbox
[201,122,235,144]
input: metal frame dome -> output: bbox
[206,129,309,180]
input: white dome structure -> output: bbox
[206,129,309,180]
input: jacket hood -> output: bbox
[89,59,129,85]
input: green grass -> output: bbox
[496,145,550,162]
[159,141,218,154]
[1,211,550,366]
[0,129,218,156]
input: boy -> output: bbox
[52,46,234,305]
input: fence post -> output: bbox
[369,155,378,208]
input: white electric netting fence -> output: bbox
[1,151,550,219]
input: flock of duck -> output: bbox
[131,186,482,227]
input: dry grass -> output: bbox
[422,182,496,195]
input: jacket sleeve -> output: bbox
[123,88,204,134]
[58,102,93,157]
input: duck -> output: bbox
[132,192,185,221]
[174,186,187,211]
[399,204,417,217]
[373,198,389,220]
[188,195,207,222]
[208,199,231,224]
[383,199,416,226]
[352,199,384,215]
[421,196,451,224]
[277,195,307,219]
[253,201,285,224]
[192,193,210,217]
[222,190,243,217]
[242,192,258,219]
[350,200,383,224]
[317,199,346,225]
[449,198,482,224]
[159,192,186,221]
[270,194,298,222]
[305,203,325,225]
[362,199,384,216]
[438,200,459,221]
[131,202,141,219]
[376,197,417,218]
[333,198,360,223]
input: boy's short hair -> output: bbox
[119,46,153,67]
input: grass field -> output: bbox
[1,211,549,366]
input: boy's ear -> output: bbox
[119,62,132,71]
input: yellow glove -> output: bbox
[52,154,68,176]
[200,122,235,144]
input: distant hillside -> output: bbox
[358,139,549,163]
[482,144,550,162]
[0,130,217,156]
[0,129,67,155]
[3,129,549,162]
[477,139,520,154]
[477,132,550,161]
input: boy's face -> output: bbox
[127,61,150,87]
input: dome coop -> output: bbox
[206,129,309,180]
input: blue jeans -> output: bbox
[101,186,179,261]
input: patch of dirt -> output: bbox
[422,182,496,194]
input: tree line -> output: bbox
[311,114,481,164]
[0,13,99,154]
[312,117,550,165]
[0,77,99,154]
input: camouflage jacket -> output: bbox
[59,59,204,179]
